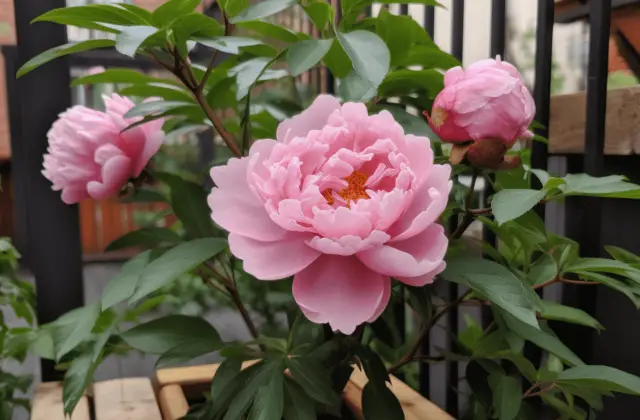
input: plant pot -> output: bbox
[154,362,454,420]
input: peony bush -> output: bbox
[17,1,640,419]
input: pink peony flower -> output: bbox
[209,95,452,334]
[427,56,535,147]
[43,94,165,204]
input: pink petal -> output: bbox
[209,187,286,242]
[387,165,452,242]
[444,66,465,86]
[276,95,341,144]
[306,230,390,256]
[397,261,446,286]
[86,155,132,200]
[292,255,389,334]
[229,232,320,280]
[211,157,258,206]
[357,224,448,278]
[60,185,89,204]
[133,128,164,176]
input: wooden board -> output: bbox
[349,368,454,420]
[93,378,162,420]
[155,362,453,420]
[548,86,640,155]
[31,382,91,420]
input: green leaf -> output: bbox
[152,0,200,25]
[564,258,640,283]
[576,271,640,308]
[196,36,262,54]
[499,311,584,367]
[486,351,537,383]
[560,173,640,198]
[375,9,416,66]
[374,104,439,139]
[442,258,541,329]
[129,238,228,302]
[556,365,640,395]
[125,100,197,118]
[33,5,145,30]
[287,39,333,77]
[283,377,317,420]
[72,68,182,87]
[237,21,299,44]
[220,0,249,17]
[492,189,547,225]
[248,368,285,420]
[361,381,404,420]
[605,245,640,264]
[488,373,521,420]
[323,39,352,79]
[121,315,223,356]
[541,394,586,420]
[406,285,432,322]
[230,57,288,100]
[338,71,376,102]
[303,1,334,33]
[337,30,390,87]
[155,173,214,238]
[539,300,604,330]
[286,357,341,407]
[224,360,285,420]
[397,44,460,70]
[101,250,155,309]
[113,25,160,57]
[106,227,181,252]
[119,83,195,102]
[62,352,99,415]
[528,253,558,286]
[17,40,116,78]
[211,358,243,398]
[378,69,443,98]
[51,302,101,361]
[230,0,298,23]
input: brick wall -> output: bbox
[0,0,15,160]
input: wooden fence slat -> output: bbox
[93,377,162,420]
[31,382,90,420]
[79,199,99,254]
[158,384,190,420]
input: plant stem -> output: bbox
[451,172,479,240]
[523,383,556,399]
[227,286,260,340]
[388,290,471,373]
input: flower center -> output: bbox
[431,107,448,128]
[322,170,370,206]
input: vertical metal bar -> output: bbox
[418,5,436,399]
[482,0,507,328]
[13,0,84,381]
[325,0,339,94]
[424,6,435,39]
[572,0,612,362]
[400,4,409,15]
[447,1,464,416]
[1,47,27,256]
[531,0,554,185]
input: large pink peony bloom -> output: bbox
[43,94,165,204]
[427,56,535,146]
[209,95,452,334]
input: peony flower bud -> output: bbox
[42,94,165,204]
[426,56,535,169]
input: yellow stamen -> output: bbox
[322,170,370,207]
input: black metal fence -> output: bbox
[9,0,640,417]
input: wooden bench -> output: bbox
[31,363,454,420]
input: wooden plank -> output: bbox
[158,384,190,420]
[93,377,162,420]
[31,382,90,420]
[348,368,454,420]
[548,86,640,155]
[155,360,258,388]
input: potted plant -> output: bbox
[17,0,640,419]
